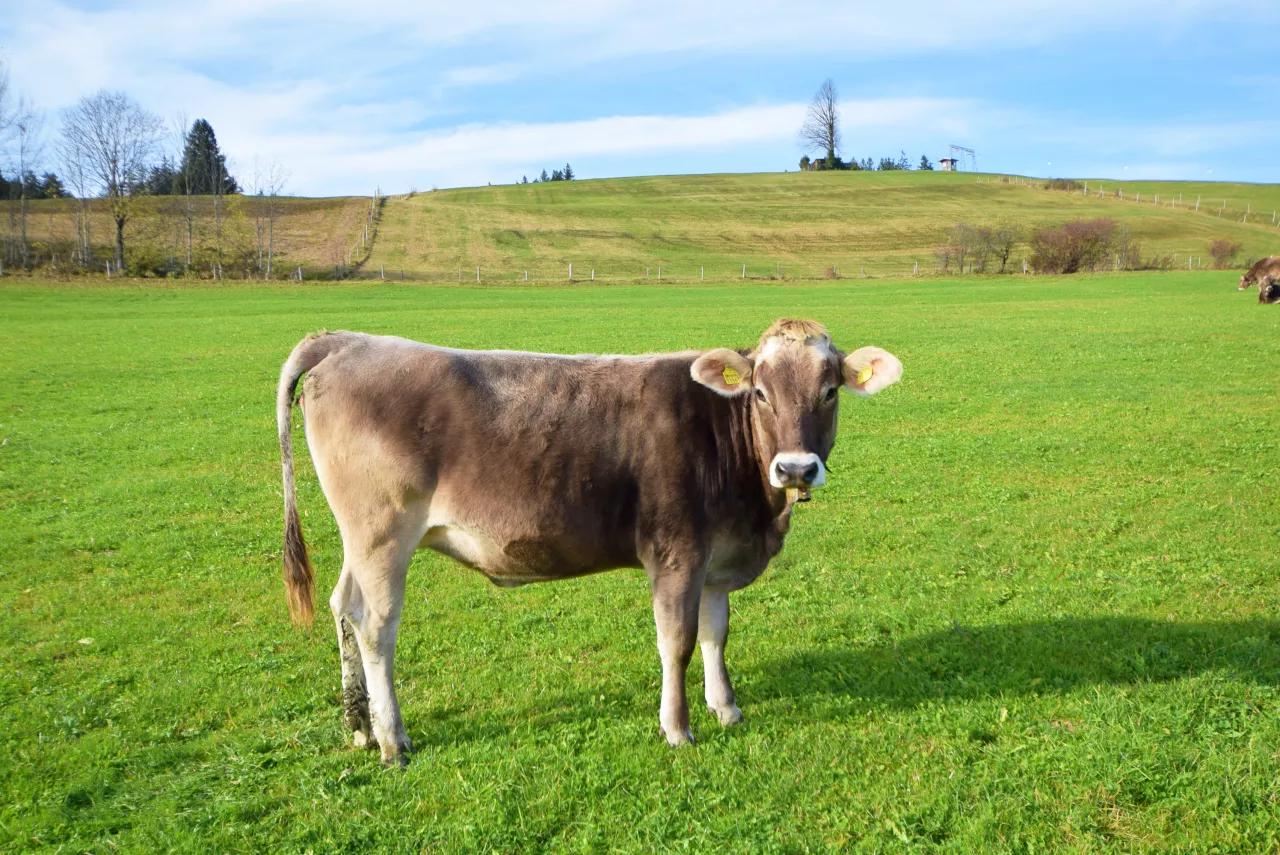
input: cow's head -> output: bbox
[691,319,902,499]
[1239,274,1254,291]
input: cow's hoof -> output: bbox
[663,726,696,747]
[711,704,743,727]
[380,752,410,769]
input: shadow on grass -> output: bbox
[750,617,1280,711]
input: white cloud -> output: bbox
[2,1,1274,191]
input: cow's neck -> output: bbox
[732,396,792,526]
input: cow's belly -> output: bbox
[420,523,622,587]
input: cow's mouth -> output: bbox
[786,486,813,503]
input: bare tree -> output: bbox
[987,221,1023,273]
[12,98,44,270]
[60,90,162,271]
[263,159,287,278]
[799,79,841,164]
[56,131,94,268]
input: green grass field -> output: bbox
[367,172,1280,282]
[3,272,1280,852]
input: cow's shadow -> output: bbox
[400,617,1280,750]
[747,617,1280,714]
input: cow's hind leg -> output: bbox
[343,516,423,767]
[330,567,373,748]
[649,563,704,747]
[698,587,742,727]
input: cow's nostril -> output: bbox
[802,462,820,483]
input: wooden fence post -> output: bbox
[569,263,572,281]
[741,264,745,279]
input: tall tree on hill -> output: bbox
[540,169,549,182]
[563,163,574,180]
[60,90,163,270]
[799,79,841,166]
[179,119,238,195]
[178,119,238,277]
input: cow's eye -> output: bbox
[754,387,768,405]
[823,387,838,403]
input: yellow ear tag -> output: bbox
[856,366,873,386]
[721,365,741,386]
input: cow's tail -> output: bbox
[277,330,344,627]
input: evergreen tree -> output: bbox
[38,172,66,198]
[919,155,934,171]
[897,150,911,170]
[521,175,528,184]
[179,119,239,195]
[563,162,574,180]
[144,156,180,195]
[540,169,549,182]
[551,169,563,181]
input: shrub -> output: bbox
[1044,178,1084,192]
[934,245,964,272]
[1114,223,1142,271]
[1208,238,1243,269]
[824,266,840,279]
[1028,218,1116,273]
[799,155,811,171]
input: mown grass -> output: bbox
[2,272,1280,853]
[369,172,1279,282]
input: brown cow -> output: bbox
[1239,256,1280,292]
[276,320,902,765]
[1259,275,1280,304]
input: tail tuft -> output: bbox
[283,501,315,625]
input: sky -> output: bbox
[2,0,1277,196]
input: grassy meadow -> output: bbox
[367,172,1280,281]
[3,271,1280,852]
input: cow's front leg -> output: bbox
[649,566,703,746]
[699,587,742,727]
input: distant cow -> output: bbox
[1239,256,1280,293]
[276,320,902,765]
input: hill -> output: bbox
[363,171,1280,282]
[5,172,1277,280]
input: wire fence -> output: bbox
[979,174,1280,230]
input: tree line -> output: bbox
[521,164,575,183]
[0,59,287,277]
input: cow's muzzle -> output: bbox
[769,452,826,491]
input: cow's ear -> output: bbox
[842,346,903,396]
[691,348,754,397]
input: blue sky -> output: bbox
[3,1,1276,195]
